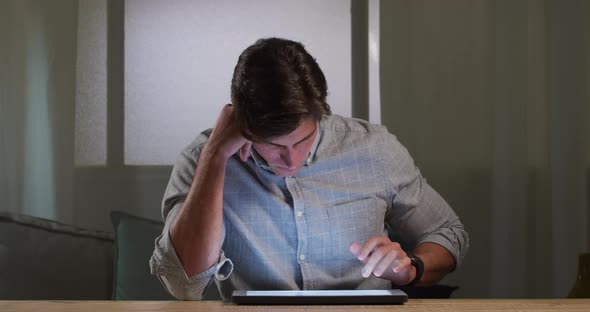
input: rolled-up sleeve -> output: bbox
[382,132,469,269]
[395,180,469,269]
[149,204,233,300]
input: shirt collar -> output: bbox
[250,125,322,173]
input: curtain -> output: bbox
[380,0,590,298]
[0,0,78,223]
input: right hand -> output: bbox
[349,236,413,285]
[204,104,252,161]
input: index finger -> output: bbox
[355,236,390,261]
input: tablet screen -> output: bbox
[232,289,408,305]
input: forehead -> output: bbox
[262,117,318,146]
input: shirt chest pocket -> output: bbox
[324,197,388,259]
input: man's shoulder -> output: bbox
[182,128,213,157]
[318,115,408,157]
[318,115,394,155]
[320,114,388,135]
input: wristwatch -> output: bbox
[407,254,424,286]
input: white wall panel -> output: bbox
[125,0,351,165]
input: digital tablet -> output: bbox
[231,289,408,305]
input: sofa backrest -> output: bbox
[0,213,114,299]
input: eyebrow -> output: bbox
[266,124,317,148]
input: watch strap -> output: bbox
[408,254,424,286]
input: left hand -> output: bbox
[349,236,414,285]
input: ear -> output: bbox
[240,142,252,162]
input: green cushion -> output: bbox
[110,211,222,301]
[110,211,175,300]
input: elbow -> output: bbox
[149,255,207,300]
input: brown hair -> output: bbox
[231,38,331,141]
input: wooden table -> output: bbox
[1,299,590,312]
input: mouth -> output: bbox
[273,166,298,175]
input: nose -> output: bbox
[280,147,300,169]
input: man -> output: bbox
[150,37,469,300]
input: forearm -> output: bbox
[169,147,227,277]
[412,242,455,287]
[374,242,454,286]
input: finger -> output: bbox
[349,242,364,259]
[373,249,400,277]
[213,104,235,132]
[356,237,388,261]
[361,245,392,278]
[392,256,412,273]
[240,141,252,161]
[221,103,233,116]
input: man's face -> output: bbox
[252,117,318,177]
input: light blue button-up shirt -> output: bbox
[150,114,469,300]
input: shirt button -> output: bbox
[296,211,303,217]
[299,254,306,261]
